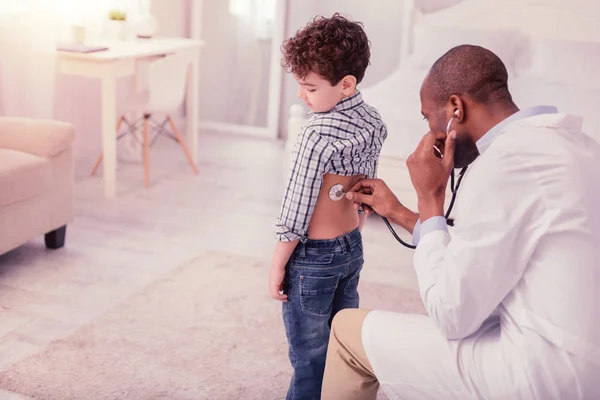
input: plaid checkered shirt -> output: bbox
[276,91,388,242]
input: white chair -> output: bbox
[91,51,198,188]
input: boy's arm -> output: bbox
[275,129,334,242]
[268,240,299,301]
[270,127,335,301]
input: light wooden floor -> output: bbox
[0,133,418,399]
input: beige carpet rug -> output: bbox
[0,252,425,400]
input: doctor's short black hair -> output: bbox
[281,13,371,86]
[427,45,513,105]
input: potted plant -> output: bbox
[105,9,128,40]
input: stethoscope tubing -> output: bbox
[383,116,464,249]
[383,166,467,250]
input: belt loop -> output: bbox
[299,235,307,257]
[335,237,344,253]
[343,235,351,253]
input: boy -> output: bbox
[268,13,387,400]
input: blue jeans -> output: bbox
[282,228,364,400]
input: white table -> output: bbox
[57,37,204,199]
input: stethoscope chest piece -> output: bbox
[329,184,345,201]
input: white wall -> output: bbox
[279,0,405,139]
[52,0,406,162]
[316,1,405,89]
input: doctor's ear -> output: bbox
[449,95,464,121]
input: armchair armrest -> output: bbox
[0,117,75,158]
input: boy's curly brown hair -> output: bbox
[281,13,371,86]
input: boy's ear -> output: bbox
[340,75,357,95]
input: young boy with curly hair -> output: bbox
[268,13,388,399]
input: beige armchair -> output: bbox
[0,117,75,255]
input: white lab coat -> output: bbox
[362,112,600,400]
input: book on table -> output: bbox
[57,43,109,53]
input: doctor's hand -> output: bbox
[346,179,418,233]
[407,131,456,221]
[346,179,399,218]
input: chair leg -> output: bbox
[91,115,125,176]
[167,115,198,174]
[143,116,151,188]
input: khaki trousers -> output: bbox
[321,308,379,400]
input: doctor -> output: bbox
[320,45,600,399]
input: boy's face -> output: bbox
[295,72,353,113]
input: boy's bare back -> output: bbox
[308,173,365,240]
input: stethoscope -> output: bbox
[381,165,467,249]
[329,115,467,249]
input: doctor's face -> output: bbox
[420,89,479,168]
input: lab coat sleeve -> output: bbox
[413,217,447,246]
[413,148,547,340]
[412,219,421,246]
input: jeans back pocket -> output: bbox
[299,274,340,316]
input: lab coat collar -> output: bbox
[476,105,559,154]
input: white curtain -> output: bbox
[197,0,275,127]
[229,0,276,40]
[0,0,146,119]
[0,1,60,118]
